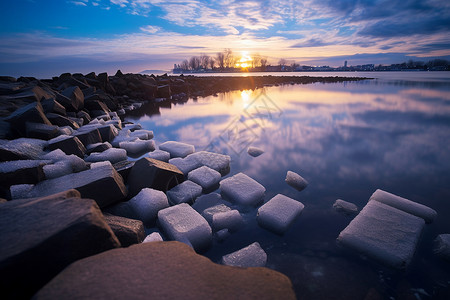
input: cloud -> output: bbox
[70,1,88,6]
[110,0,128,8]
[140,25,161,34]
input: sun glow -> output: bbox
[235,51,253,69]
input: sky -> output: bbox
[0,0,449,77]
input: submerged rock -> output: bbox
[247,146,264,157]
[434,234,450,261]
[285,170,308,192]
[333,199,359,215]
[221,242,267,268]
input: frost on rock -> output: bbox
[123,123,142,131]
[146,149,170,162]
[129,129,154,140]
[187,151,231,176]
[10,184,34,199]
[85,148,127,164]
[128,188,169,226]
[167,180,202,205]
[337,200,425,269]
[192,192,230,214]
[257,194,304,235]
[111,130,137,147]
[212,210,243,232]
[201,204,231,225]
[434,234,450,261]
[157,203,212,251]
[188,166,221,192]
[370,189,437,223]
[119,139,155,155]
[0,138,47,160]
[143,232,163,243]
[43,161,73,179]
[168,157,202,175]
[221,242,267,268]
[220,173,265,207]
[285,171,308,192]
[159,141,195,158]
[333,199,358,215]
[247,146,264,157]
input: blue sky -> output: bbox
[0,0,449,77]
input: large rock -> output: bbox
[60,86,84,111]
[72,128,102,147]
[156,84,171,98]
[0,138,47,161]
[5,101,52,137]
[33,242,296,300]
[23,162,127,208]
[127,157,184,197]
[0,194,120,299]
[26,122,60,140]
[104,214,145,247]
[40,98,66,116]
[48,135,86,158]
[0,160,47,187]
[46,113,80,129]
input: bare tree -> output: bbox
[278,58,287,66]
[189,56,201,70]
[252,54,261,68]
[260,57,268,69]
[224,48,235,68]
[180,59,189,70]
[216,52,225,70]
[209,57,215,70]
[200,54,210,69]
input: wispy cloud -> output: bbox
[70,1,88,6]
[140,25,161,34]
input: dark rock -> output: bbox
[86,142,112,154]
[3,86,53,103]
[104,214,145,247]
[24,162,127,208]
[0,120,11,139]
[72,128,102,147]
[0,76,17,82]
[0,138,47,161]
[157,84,171,98]
[115,69,124,77]
[58,77,90,91]
[98,72,109,88]
[0,198,6,203]
[26,122,60,140]
[41,98,66,116]
[60,86,84,111]
[0,160,47,187]
[127,157,184,197]
[48,135,86,158]
[82,86,96,97]
[5,101,52,137]
[0,81,26,94]
[0,195,120,299]
[85,72,97,80]
[76,110,91,124]
[33,242,296,300]
[15,188,81,201]
[97,124,119,142]
[113,160,135,182]
[84,99,110,112]
[46,113,80,129]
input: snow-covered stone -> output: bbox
[247,146,264,157]
[10,184,34,199]
[43,161,73,179]
[337,200,425,269]
[159,141,195,158]
[0,160,49,186]
[85,148,127,164]
[188,166,221,191]
[111,130,137,147]
[168,157,201,175]
[129,129,153,140]
[285,171,308,192]
[333,199,358,215]
[158,203,212,251]
[220,173,265,207]
[0,138,47,161]
[202,204,231,224]
[167,180,202,205]
[128,188,169,226]
[434,234,450,261]
[370,189,437,223]
[221,242,267,268]
[123,123,142,131]
[212,210,243,232]
[257,194,304,234]
[146,149,170,162]
[192,192,229,214]
[143,232,163,243]
[119,139,155,155]
[187,151,231,176]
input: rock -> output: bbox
[40,98,66,116]
[76,110,91,124]
[186,151,231,176]
[333,199,359,215]
[0,195,120,299]
[0,160,47,187]
[3,85,52,103]
[84,100,110,115]
[247,146,264,157]
[434,234,450,261]
[158,203,212,251]
[159,141,195,158]
[33,242,296,300]
[86,141,112,154]
[104,214,145,247]
[167,180,202,205]
[129,129,153,140]
[60,86,84,111]
[26,122,60,140]
[370,189,437,223]
[168,156,202,174]
[48,135,86,158]
[112,160,134,182]
[146,149,170,162]
[98,72,109,88]
[156,84,171,98]
[221,242,267,268]
[85,147,127,164]
[192,192,230,214]
[5,101,52,137]
[257,194,304,234]
[0,138,47,161]
[72,128,102,147]
[285,170,308,192]
[337,200,425,269]
[119,139,155,155]
[0,120,11,139]
[10,184,34,199]
[212,209,243,232]
[220,172,266,207]
[46,113,80,129]
[188,166,221,192]
[23,162,127,208]
[127,157,184,197]
[143,232,163,243]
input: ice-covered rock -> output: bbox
[143,232,164,243]
[43,161,73,179]
[220,173,265,207]
[337,200,425,269]
[333,199,358,215]
[111,130,136,147]
[285,170,308,192]
[129,188,169,226]
[129,129,154,140]
[247,146,264,157]
[168,157,202,175]
[221,242,267,268]
[187,151,231,176]
[10,184,34,199]
[0,138,47,161]
[434,234,450,261]
[167,180,202,205]
[192,192,229,214]
[158,203,212,251]
[213,210,243,232]
[370,189,437,223]
[257,194,304,235]
[0,160,48,186]
[85,147,127,164]
[119,139,155,155]
[188,166,221,192]
[86,141,112,154]
[146,149,170,162]
[123,123,142,131]
[159,141,195,158]
[202,204,231,224]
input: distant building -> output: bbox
[344,61,348,68]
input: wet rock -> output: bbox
[127,157,184,197]
[104,214,145,247]
[5,101,52,137]
[33,242,296,300]
[48,135,86,158]
[0,194,120,299]
[60,86,84,111]
[247,146,264,157]
[0,160,47,187]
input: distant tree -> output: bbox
[278,58,287,66]
[180,59,189,70]
[252,54,261,68]
[224,48,235,68]
[200,54,210,69]
[291,62,299,70]
[260,57,268,69]
[216,52,225,70]
[208,57,215,70]
[189,56,201,70]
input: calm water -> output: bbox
[126,72,450,299]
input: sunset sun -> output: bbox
[235,51,253,69]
